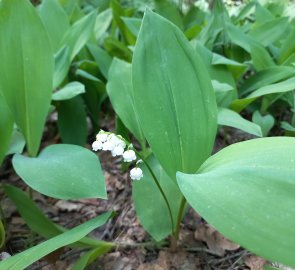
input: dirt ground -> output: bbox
[0,114,277,270]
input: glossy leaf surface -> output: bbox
[13,144,106,199]
[107,59,145,144]
[178,137,295,267]
[0,0,54,156]
[133,10,217,179]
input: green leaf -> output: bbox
[57,96,88,146]
[4,184,111,248]
[111,0,135,45]
[225,22,258,53]
[252,111,274,137]
[52,82,85,101]
[211,53,246,68]
[177,137,295,267]
[53,45,71,88]
[0,96,13,165]
[104,37,132,62]
[218,107,262,137]
[132,155,182,241]
[281,121,295,132]
[121,17,142,37]
[6,128,26,156]
[279,26,295,64]
[12,144,107,199]
[71,246,113,270]
[38,0,70,52]
[239,66,295,96]
[107,59,145,144]
[0,0,54,156]
[132,10,217,179]
[154,0,183,30]
[0,212,113,270]
[232,77,295,112]
[248,17,288,46]
[87,44,113,79]
[61,10,97,60]
[250,43,275,71]
[94,8,112,42]
[0,220,4,248]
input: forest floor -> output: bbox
[0,113,275,270]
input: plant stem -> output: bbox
[174,196,186,240]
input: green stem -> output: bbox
[174,196,186,240]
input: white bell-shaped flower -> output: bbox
[111,145,125,157]
[123,150,136,162]
[102,140,116,151]
[96,132,108,143]
[92,140,103,151]
[130,167,143,180]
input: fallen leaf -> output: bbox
[55,200,83,212]
[194,224,240,256]
[244,255,266,270]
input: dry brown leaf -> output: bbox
[194,224,240,256]
[244,255,266,270]
[55,200,83,212]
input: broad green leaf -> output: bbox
[232,77,295,112]
[226,22,258,53]
[252,111,274,137]
[95,8,112,42]
[0,220,4,248]
[62,10,97,60]
[53,45,71,88]
[0,212,113,270]
[177,137,295,267]
[52,82,85,101]
[248,17,288,46]
[107,59,145,144]
[57,96,88,146]
[38,0,70,52]
[72,246,113,270]
[239,66,295,96]
[87,44,113,79]
[132,155,183,241]
[132,10,217,179]
[4,184,111,248]
[154,0,183,30]
[13,144,107,199]
[0,96,13,165]
[6,128,25,156]
[255,2,274,24]
[218,107,262,137]
[0,0,54,156]
[250,43,275,71]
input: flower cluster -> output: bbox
[92,130,143,180]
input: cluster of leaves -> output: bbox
[1,0,295,269]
